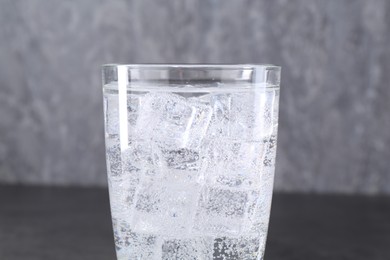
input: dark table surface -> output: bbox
[1,185,390,260]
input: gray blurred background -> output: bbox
[0,0,389,194]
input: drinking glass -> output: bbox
[102,64,281,259]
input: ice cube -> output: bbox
[136,93,212,149]
[188,92,213,104]
[207,94,232,137]
[127,94,140,128]
[194,187,261,236]
[200,90,276,140]
[213,235,264,260]
[104,94,120,137]
[123,139,158,172]
[108,176,138,218]
[229,90,276,140]
[162,237,214,260]
[104,91,143,139]
[243,169,274,234]
[106,137,158,180]
[205,139,265,189]
[131,181,201,236]
[112,218,161,259]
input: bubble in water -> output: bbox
[106,138,122,178]
[157,147,206,184]
[213,236,264,260]
[162,237,214,260]
[112,219,161,259]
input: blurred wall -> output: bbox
[0,0,389,193]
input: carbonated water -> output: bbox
[104,83,279,260]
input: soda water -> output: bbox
[103,83,279,260]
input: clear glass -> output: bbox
[102,64,281,260]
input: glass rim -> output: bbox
[102,63,281,70]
